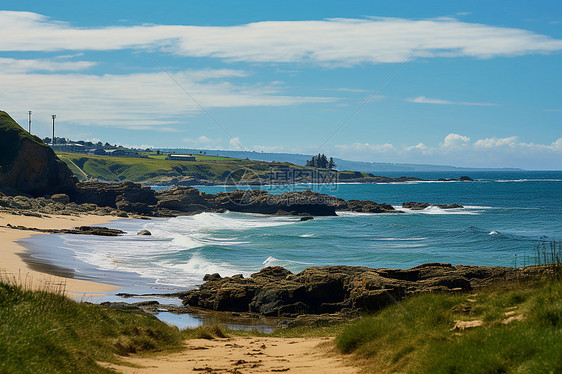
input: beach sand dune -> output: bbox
[101,336,357,373]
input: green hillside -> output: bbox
[0,111,46,172]
[56,151,308,184]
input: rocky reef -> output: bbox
[178,264,537,319]
[0,111,76,197]
[1,224,125,236]
[402,202,464,210]
[1,181,468,219]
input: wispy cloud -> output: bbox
[1,12,562,66]
[0,57,96,73]
[406,96,498,106]
[0,69,334,129]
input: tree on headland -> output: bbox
[306,154,336,169]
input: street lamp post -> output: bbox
[28,111,32,133]
[51,114,56,145]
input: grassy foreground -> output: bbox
[336,275,562,373]
[0,281,183,373]
[2,275,560,373]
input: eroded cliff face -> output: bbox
[0,111,76,196]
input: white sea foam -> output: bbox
[394,205,481,215]
[495,179,562,183]
[336,211,378,216]
[262,256,312,268]
[299,233,316,238]
[373,237,428,241]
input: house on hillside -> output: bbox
[105,149,140,157]
[50,143,86,153]
[87,148,107,155]
[165,154,196,161]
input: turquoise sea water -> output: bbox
[20,171,562,295]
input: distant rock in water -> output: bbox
[0,111,76,197]
[137,229,152,236]
[402,202,463,210]
[2,224,124,236]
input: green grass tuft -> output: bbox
[336,277,562,373]
[0,279,183,373]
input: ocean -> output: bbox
[19,171,562,323]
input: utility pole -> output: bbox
[28,111,32,133]
[51,114,56,145]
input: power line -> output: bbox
[152,57,247,151]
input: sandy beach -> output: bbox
[0,212,359,373]
[102,336,358,373]
[0,212,121,297]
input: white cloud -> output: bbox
[406,96,498,106]
[0,70,334,129]
[1,12,562,66]
[183,135,220,145]
[405,142,429,152]
[229,137,244,149]
[442,133,470,149]
[0,57,96,73]
[474,136,518,148]
[333,135,562,169]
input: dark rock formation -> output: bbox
[402,202,430,210]
[72,181,157,211]
[402,202,464,210]
[338,200,399,213]
[137,229,152,236]
[437,176,474,182]
[179,263,528,317]
[100,300,191,315]
[300,216,314,221]
[155,186,338,216]
[0,111,76,197]
[2,224,125,236]
[50,193,70,204]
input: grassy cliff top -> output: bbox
[0,111,46,171]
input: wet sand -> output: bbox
[0,212,121,297]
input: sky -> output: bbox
[1,0,561,169]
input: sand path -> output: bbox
[102,336,357,373]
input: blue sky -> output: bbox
[1,0,561,169]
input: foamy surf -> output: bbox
[394,205,482,215]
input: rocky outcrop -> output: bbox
[0,193,117,217]
[100,300,191,315]
[2,224,125,236]
[402,202,464,210]
[337,199,399,213]
[0,111,76,197]
[72,181,157,211]
[155,187,338,216]
[437,176,474,182]
[179,263,531,317]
